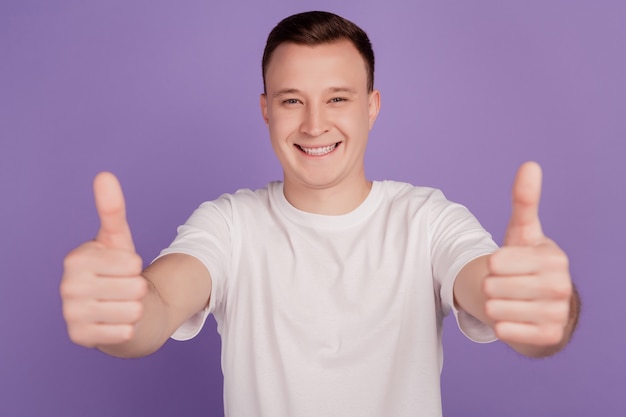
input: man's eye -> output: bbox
[283,98,300,105]
[329,97,347,103]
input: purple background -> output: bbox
[1,0,624,416]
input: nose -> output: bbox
[300,104,330,137]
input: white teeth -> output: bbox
[299,143,337,156]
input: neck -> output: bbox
[283,177,372,215]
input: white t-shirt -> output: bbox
[158,180,498,417]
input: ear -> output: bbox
[368,89,381,130]
[260,93,269,125]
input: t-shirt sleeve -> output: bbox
[153,197,232,341]
[428,190,499,343]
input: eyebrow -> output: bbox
[328,87,358,95]
[271,87,358,99]
[272,88,300,99]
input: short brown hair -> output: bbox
[262,11,375,93]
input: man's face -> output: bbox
[261,40,380,193]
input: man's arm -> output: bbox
[453,162,580,357]
[60,172,212,358]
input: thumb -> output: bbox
[94,172,136,251]
[504,161,544,246]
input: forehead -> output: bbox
[264,40,369,93]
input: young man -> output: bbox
[61,11,579,417]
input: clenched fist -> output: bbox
[61,173,148,348]
[484,162,576,352]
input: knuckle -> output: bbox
[60,277,92,300]
[63,250,85,270]
[59,279,77,300]
[135,277,149,298]
[63,301,92,323]
[493,322,508,340]
[538,279,572,299]
[129,302,144,322]
[125,277,148,300]
[550,280,573,299]
[127,253,144,273]
[544,328,564,346]
[548,250,569,270]
[66,327,80,344]
[486,252,500,272]
[538,324,563,346]
[482,278,494,297]
[67,326,94,347]
[62,303,77,322]
[484,300,497,319]
[120,324,135,341]
[63,242,100,269]
[554,303,570,322]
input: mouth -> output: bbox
[296,142,341,156]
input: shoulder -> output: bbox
[377,180,450,206]
[191,182,277,219]
[374,180,475,226]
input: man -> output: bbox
[60,11,579,417]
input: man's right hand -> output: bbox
[61,172,148,348]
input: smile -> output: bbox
[297,143,340,156]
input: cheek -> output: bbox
[269,111,301,135]
[268,120,297,152]
[335,109,370,137]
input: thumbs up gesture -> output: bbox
[484,162,577,354]
[61,173,148,348]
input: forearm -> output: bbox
[453,255,493,326]
[97,253,212,358]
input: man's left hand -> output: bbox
[484,162,576,353]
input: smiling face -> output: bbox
[261,40,381,212]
